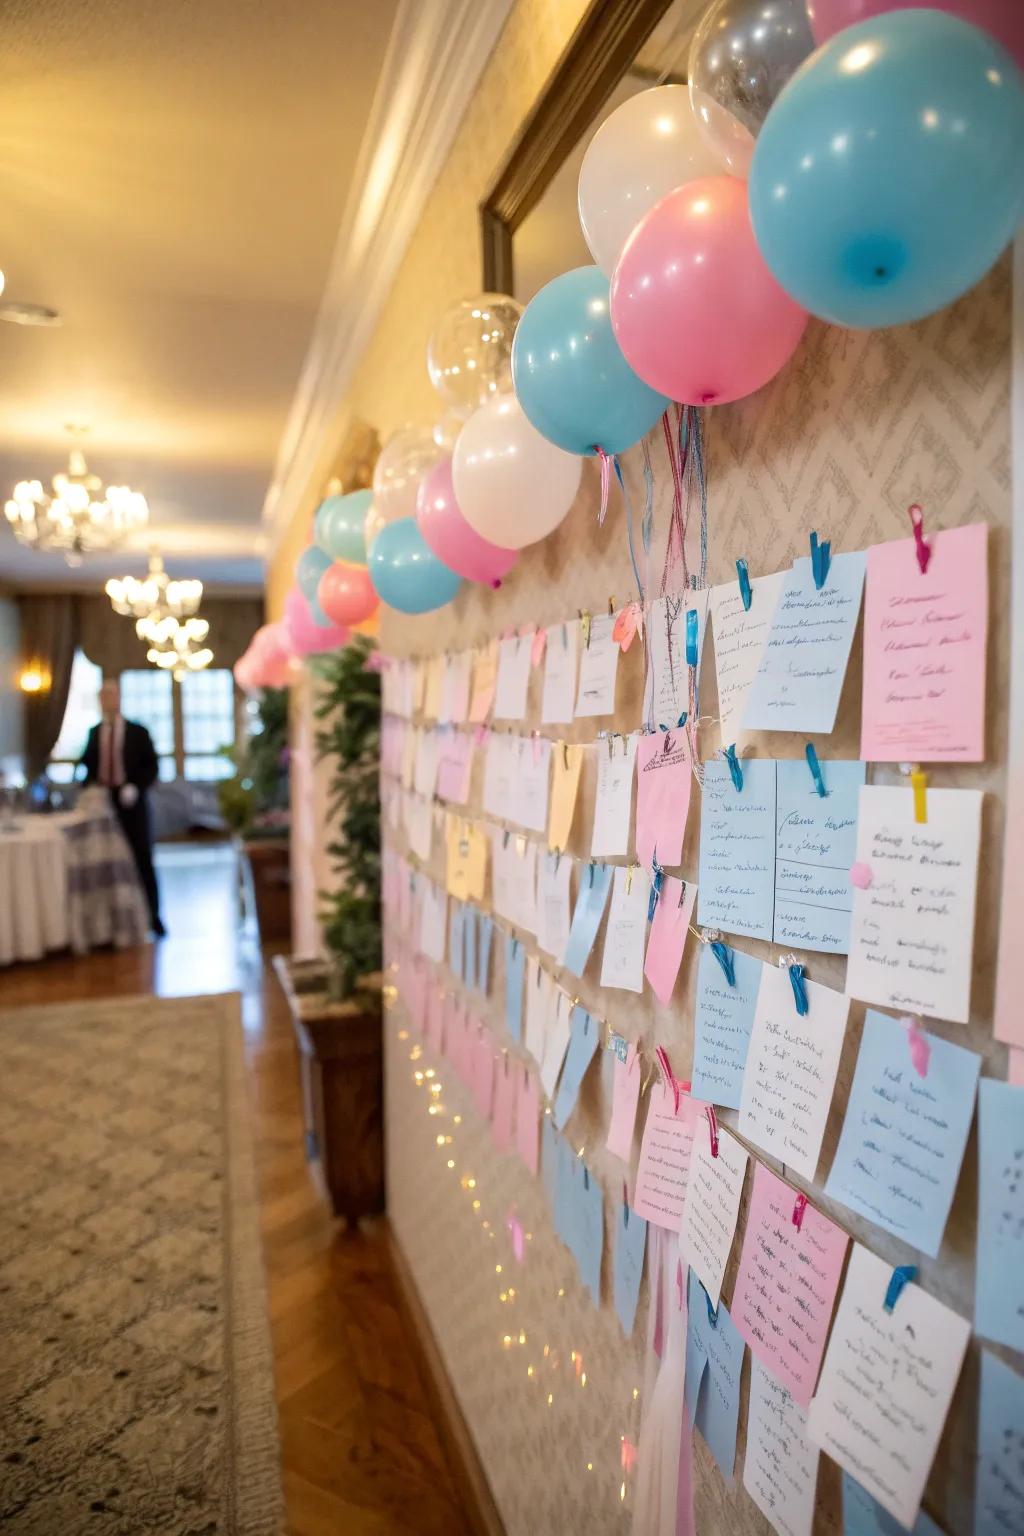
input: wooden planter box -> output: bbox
[241,836,292,942]
[272,955,385,1220]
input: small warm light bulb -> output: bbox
[472,1199,480,1211]
[527,1365,534,1378]
[435,1134,445,1147]
[495,1264,502,1274]
[446,1159,455,1169]
[518,1331,526,1345]
[547,1393,554,1406]
[453,1115,462,1125]
[620,1482,627,1502]
[586,1462,593,1473]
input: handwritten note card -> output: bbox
[633,1084,702,1232]
[698,758,777,941]
[976,1079,1024,1352]
[493,633,532,720]
[516,1067,540,1174]
[512,735,551,835]
[614,1202,648,1337]
[842,1475,945,1536]
[732,1162,849,1407]
[592,733,639,857]
[644,591,710,730]
[710,569,787,746]
[541,619,579,725]
[739,965,848,1181]
[536,850,572,960]
[504,935,525,1044]
[552,1006,600,1130]
[440,651,472,724]
[825,1010,980,1257]
[680,1125,748,1310]
[846,785,983,1023]
[774,759,865,954]
[562,862,613,978]
[491,1057,516,1154]
[635,727,693,870]
[685,1273,745,1482]
[976,1351,1024,1536]
[644,877,697,1007]
[744,552,866,734]
[690,944,762,1110]
[575,613,620,718]
[468,642,498,723]
[861,523,988,763]
[523,956,552,1064]
[808,1243,971,1530]
[599,865,650,993]
[549,743,583,852]
[744,1361,820,1536]
[607,1043,642,1161]
[575,1165,604,1305]
[436,730,474,804]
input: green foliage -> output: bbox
[313,635,381,998]
[217,685,290,838]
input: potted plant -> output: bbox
[218,684,292,941]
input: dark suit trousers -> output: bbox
[109,790,161,929]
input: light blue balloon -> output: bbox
[295,544,331,624]
[314,488,371,565]
[749,10,1024,329]
[368,517,462,615]
[512,265,670,455]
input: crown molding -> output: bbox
[262,0,514,556]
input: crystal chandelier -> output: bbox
[144,615,214,682]
[106,553,203,637]
[4,438,149,562]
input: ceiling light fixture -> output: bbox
[143,615,214,683]
[4,430,148,563]
[106,553,203,634]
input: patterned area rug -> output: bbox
[0,993,283,1535]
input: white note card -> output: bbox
[846,785,983,1024]
[541,620,578,725]
[808,1243,970,1530]
[513,735,552,835]
[599,865,650,994]
[536,851,572,960]
[679,1124,748,1309]
[591,733,639,858]
[738,965,848,1182]
[575,614,620,718]
[744,1361,820,1536]
[493,633,532,720]
[644,591,710,729]
[710,569,787,747]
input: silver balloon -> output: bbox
[688,0,815,177]
[427,293,523,414]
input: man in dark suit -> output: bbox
[80,676,165,937]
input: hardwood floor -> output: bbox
[1,840,471,1536]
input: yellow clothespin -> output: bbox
[911,765,928,824]
[579,609,592,649]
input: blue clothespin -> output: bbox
[804,742,827,798]
[884,1265,917,1314]
[722,744,744,793]
[736,558,752,612]
[648,858,664,921]
[810,531,832,590]
[788,961,809,1016]
[685,606,699,667]
[709,940,736,987]
[700,1281,718,1328]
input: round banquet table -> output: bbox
[0,803,149,966]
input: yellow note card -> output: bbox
[422,655,445,722]
[446,817,489,902]
[411,658,427,715]
[468,643,499,724]
[548,744,583,852]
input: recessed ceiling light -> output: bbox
[0,301,62,327]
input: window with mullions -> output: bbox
[181,669,236,781]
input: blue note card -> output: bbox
[504,934,525,1043]
[552,1006,600,1131]
[774,757,865,954]
[684,1269,744,1482]
[562,862,613,977]
[448,901,464,978]
[976,1078,1024,1352]
[697,759,776,941]
[744,551,867,735]
[575,1164,604,1305]
[613,1202,647,1337]
[690,944,762,1110]
[541,1113,559,1207]
[477,914,493,994]
[976,1351,1024,1536]
[842,1473,945,1536]
[825,1009,980,1258]
[463,905,477,987]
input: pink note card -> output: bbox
[425,985,445,1054]
[472,1028,495,1119]
[515,1068,540,1174]
[732,1161,849,1407]
[644,878,697,1006]
[860,522,988,762]
[632,1083,704,1231]
[635,728,693,869]
[491,1057,516,1153]
[606,1043,642,1161]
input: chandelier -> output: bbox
[144,615,214,682]
[5,439,149,562]
[106,553,203,637]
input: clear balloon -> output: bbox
[415,456,517,586]
[805,0,1024,68]
[367,517,463,615]
[294,544,332,624]
[611,175,807,406]
[749,10,1024,328]
[688,0,816,177]
[427,294,523,414]
[283,588,351,657]
[578,85,721,276]
[317,562,379,628]
[452,393,582,551]
[367,424,440,553]
[432,408,470,452]
[313,488,372,565]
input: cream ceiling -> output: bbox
[0,0,398,589]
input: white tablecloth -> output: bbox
[0,802,148,966]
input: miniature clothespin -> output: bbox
[622,1181,631,1222]
[910,765,928,824]
[677,878,689,910]
[648,858,665,921]
[709,938,736,987]
[587,861,597,888]
[784,958,809,1016]
[685,606,699,668]
[531,627,547,667]
[736,558,752,612]
[580,609,592,649]
[701,1281,718,1328]
[850,861,873,890]
[655,1045,680,1114]
[810,530,832,590]
[805,742,827,798]
[706,1104,720,1159]
[908,503,932,574]
[899,1015,931,1078]
[884,1264,917,1314]
[792,1192,808,1232]
[722,743,744,793]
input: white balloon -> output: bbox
[452,394,582,551]
[369,423,440,550]
[578,85,721,276]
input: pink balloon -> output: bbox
[611,176,808,407]
[415,456,517,586]
[806,0,1024,67]
[283,587,351,656]
[317,562,380,627]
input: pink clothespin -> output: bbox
[792,1192,808,1232]
[850,861,873,890]
[473,723,489,748]
[530,626,547,667]
[908,503,932,574]
[612,602,641,652]
[899,1015,931,1078]
[655,1045,680,1114]
[706,1104,719,1159]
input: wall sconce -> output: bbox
[18,664,50,694]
